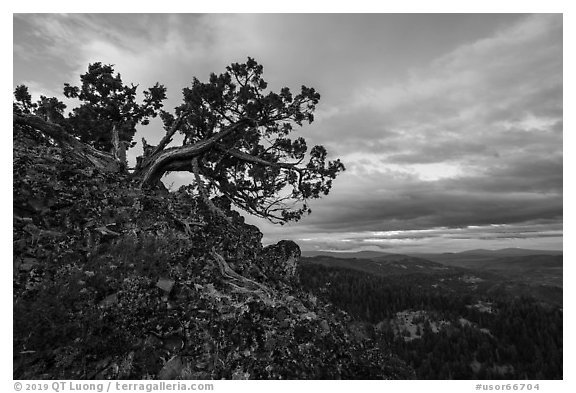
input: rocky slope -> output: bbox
[13,123,412,379]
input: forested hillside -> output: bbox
[299,260,562,379]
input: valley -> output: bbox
[301,248,563,305]
[299,249,563,379]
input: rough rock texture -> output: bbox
[13,123,413,380]
[258,240,302,286]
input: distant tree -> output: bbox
[63,62,167,164]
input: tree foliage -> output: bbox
[13,85,35,114]
[13,85,67,123]
[63,62,167,152]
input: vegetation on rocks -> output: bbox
[13,97,411,379]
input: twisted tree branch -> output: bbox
[137,118,253,187]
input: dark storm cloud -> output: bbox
[304,185,562,233]
[451,156,563,194]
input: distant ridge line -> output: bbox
[301,248,562,259]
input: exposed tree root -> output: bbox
[176,218,205,237]
[210,248,272,298]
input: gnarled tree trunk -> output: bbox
[133,118,252,187]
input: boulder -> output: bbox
[259,240,301,284]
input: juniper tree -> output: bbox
[134,58,345,222]
[14,58,345,223]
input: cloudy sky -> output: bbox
[13,13,563,253]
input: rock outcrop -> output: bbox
[13,122,413,380]
[258,240,301,286]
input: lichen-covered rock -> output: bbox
[257,240,301,286]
